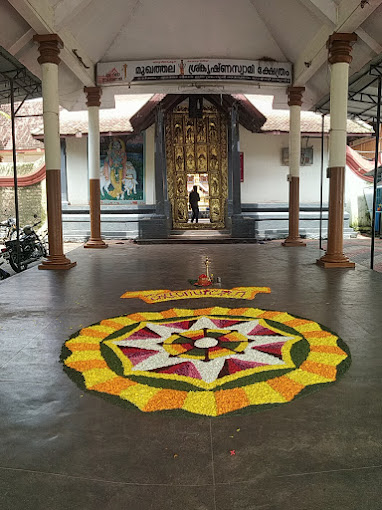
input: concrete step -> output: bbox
[170,229,230,236]
[135,237,257,245]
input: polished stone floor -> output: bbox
[1,241,382,510]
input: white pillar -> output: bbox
[289,105,301,177]
[33,34,76,270]
[329,62,349,167]
[41,63,61,171]
[88,106,100,179]
[282,86,306,247]
[317,33,357,269]
[84,87,107,248]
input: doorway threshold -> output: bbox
[136,230,257,244]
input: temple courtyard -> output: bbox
[0,241,381,509]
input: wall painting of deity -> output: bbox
[100,134,144,203]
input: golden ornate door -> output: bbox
[165,105,228,230]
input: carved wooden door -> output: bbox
[165,106,228,230]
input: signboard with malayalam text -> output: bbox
[97,58,292,86]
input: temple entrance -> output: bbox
[187,173,210,223]
[165,105,228,230]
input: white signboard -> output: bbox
[97,59,292,86]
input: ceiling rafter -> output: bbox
[294,0,382,86]
[356,27,382,54]
[300,0,382,53]
[297,0,336,24]
[54,0,95,30]
[8,28,36,57]
[8,0,95,86]
[102,0,142,60]
[247,1,288,61]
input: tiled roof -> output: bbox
[0,99,44,150]
[32,95,152,137]
[260,110,372,135]
[246,95,372,135]
[0,94,373,150]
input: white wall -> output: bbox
[145,125,155,204]
[65,126,335,207]
[345,167,371,229]
[66,137,88,205]
[239,126,330,204]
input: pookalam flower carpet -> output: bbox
[61,305,351,417]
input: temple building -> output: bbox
[25,94,371,241]
[1,2,382,509]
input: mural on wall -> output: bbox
[100,134,144,203]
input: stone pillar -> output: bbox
[317,33,357,268]
[154,108,165,216]
[231,104,242,216]
[33,34,76,270]
[84,87,108,249]
[282,87,306,247]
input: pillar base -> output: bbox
[282,238,306,247]
[38,255,76,270]
[316,254,355,269]
[84,239,108,249]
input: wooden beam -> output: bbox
[8,28,36,57]
[294,0,382,86]
[54,0,94,30]
[8,0,95,86]
[337,0,382,31]
[297,0,336,24]
[356,27,382,54]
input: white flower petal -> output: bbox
[132,352,183,372]
[237,349,286,366]
[188,317,217,331]
[246,334,295,346]
[234,319,260,336]
[189,358,226,383]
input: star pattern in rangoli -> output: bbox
[113,317,295,384]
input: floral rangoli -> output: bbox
[61,307,351,416]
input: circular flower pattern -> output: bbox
[61,307,351,417]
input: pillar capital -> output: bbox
[327,33,357,65]
[287,87,305,107]
[33,34,63,65]
[84,86,102,107]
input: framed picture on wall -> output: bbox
[281,147,313,166]
[100,134,144,204]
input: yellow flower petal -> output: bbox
[244,381,286,404]
[307,351,347,366]
[65,351,104,363]
[82,368,116,387]
[182,391,217,416]
[287,368,333,386]
[120,384,161,410]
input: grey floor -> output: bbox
[0,241,381,510]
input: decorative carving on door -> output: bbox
[166,105,227,230]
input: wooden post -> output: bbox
[282,86,306,247]
[84,86,107,248]
[317,33,357,268]
[34,34,76,270]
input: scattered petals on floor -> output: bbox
[61,307,351,417]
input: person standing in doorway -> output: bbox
[189,185,200,223]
